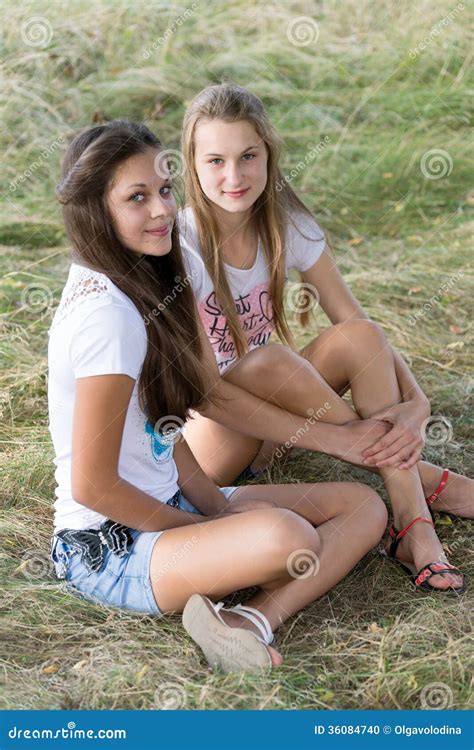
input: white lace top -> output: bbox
[48,263,179,532]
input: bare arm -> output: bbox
[71,374,227,531]
[391,348,429,406]
[302,244,429,406]
[173,437,228,515]
[195,312,387,463]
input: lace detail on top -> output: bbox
[50,265,112,330]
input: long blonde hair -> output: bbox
[182,83,322,359]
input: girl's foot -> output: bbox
[422,466,474,519]
[388,514,464,592]
[182,594,282,672]
[219,608,283,667]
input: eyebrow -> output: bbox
[125,178,172,190]
[204,144,260,157]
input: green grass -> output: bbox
[1,0,472,710]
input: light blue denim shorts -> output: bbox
[50,487,238,616]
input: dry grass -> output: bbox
[0,0,472,710]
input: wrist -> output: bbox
[408,395,431,415]
[309,421,340,457]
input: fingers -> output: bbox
[365,436,420,467]
[362,425,399,459]
[363,424,421,461]
[375,440,423,468]
[398,448,423,470]
[362,428,405,463]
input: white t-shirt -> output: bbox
[178,206,326,374]
[48,263,179,532]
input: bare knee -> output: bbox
[264,507,321,566]
[337,319,388,350]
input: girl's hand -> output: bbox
[361,400,430,469]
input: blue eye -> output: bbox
[129,192,145,202]
[210,158,223,165]
[242,153,255,160]
[160,185,173,195]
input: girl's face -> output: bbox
[193,119,268,216]
[107,147,177,257]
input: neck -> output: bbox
[212,204,256,244]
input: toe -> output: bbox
[268,645,283,667]
[427,572,463,591]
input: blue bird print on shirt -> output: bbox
[145,419,174,463]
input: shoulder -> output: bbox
[51,263,144,332]
[285,208,326,272]
[286,208,326,245]
[177,206,199,247]
[176,207,208,290]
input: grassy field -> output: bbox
[1,0,472,710]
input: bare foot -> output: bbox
[422,466,474,519]
[220,610,283,667]
[391,516,464,591]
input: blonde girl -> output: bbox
[178,83,471,594]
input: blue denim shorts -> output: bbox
[50,487,238,616]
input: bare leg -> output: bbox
[223,331,463,589]
[150,484,387,665]
[301,322,473,518]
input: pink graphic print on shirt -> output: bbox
[199,282,275,372]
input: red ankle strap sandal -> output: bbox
[386,515,465,594]
[426,468,449,508]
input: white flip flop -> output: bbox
[182,594,275,673]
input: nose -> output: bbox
[149,194,175,220]
[224,161,243,188]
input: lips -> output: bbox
[145,225,170,236]
[224,188,250,198]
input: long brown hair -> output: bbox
[56,120,215,426]
[182,82,323,359]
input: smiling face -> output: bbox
[193,119,268,218]
[106,147,177,257]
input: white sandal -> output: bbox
[182,594,275,673]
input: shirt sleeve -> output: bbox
[177,209,207,298]
[285,211,327,273]
[69,300,147,380]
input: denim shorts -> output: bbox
[50,487,238,616]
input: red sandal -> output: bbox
[426,468,450,513]
[386,515,465,594]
